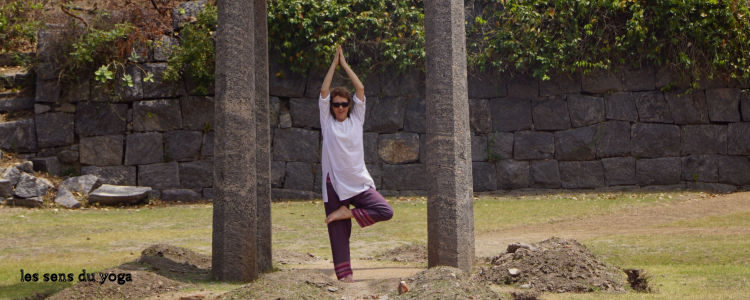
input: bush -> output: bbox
[163,2,217,95]
[0,0,43,66]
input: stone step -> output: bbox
[0,95,34,113]
[88,184,152,205]
[0,53,35,67]
[0,67,34,90]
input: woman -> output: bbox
[319,45,394,282]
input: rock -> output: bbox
[142,63,182,98]
[125,132,164,165]
[0,118,38,152]
[559,160,605,189]
[530,160,561,188]
[327,286,338,293]
[278,108,292,128]
[14,173,53,198]
[31,156,61,176]
[622,66,656,91]
[506,243,532,253]
[508,268,521,276]
[490,98,532,132]
[631,123,680,158]
[88,184,152,205]
[284,162,313,190]
[75,102,128,137]
[471,135,488,161]
[602,157,636,186]
[681,125,727,155]
[682,155,719,183]
[398,280,410,294]
[164,130,202,161]
[469,99,492,133]
[7,196,43,207]
[54,188,81,209]
[582,69,622,93]
[59,175,102,194]
[15,161,34,173]
[289,98,320,129]
[596,121,631,158]
[507,75,539,98]
[382,164,426,190]
[664,90,709,124]
[271,188,319,200]
[180,96,214,130]
[112,65,144,101]
[472,162,497,191]
[685,182,737,194]
[634,91,673,123]
[153,35,176,61]
[495,160,530,189]
[138,162,180,189]
[380,68,422,97]
[554,126,596,161]
[271,161,285,188]
[514,131,554,160]
[161,189,202,202]
[0,179,11,197]
[1,167,23,186]
[0,97,33,112]
[567,95,605,127]
[540,73,580,96]
[404,97,426,133]
[519,284,532,289]
[468,71,507,98]
[269,58,306,98]
[133,99,183,132]
[363,132,379,164]
[172,0,208,30]
[81,166,136,186]
[728,123,750,155]
[272,128,320,162]
[201,131,213,158]
[35,80,60,103]
[35,104,51,114]
[364,97,407,133]
[179,161,213,189]
[742,91,750,121]
[488,132,514,161]
[202,188,214,199]
[378,132,419,164]
[706,88,741,122]
[80,135,124,166]
[718,156,750,186]
[605,92,638,122]
[532,98,571,130]
[636,158,681,185]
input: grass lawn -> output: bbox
[1,191,748,299]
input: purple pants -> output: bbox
[325,176,393,279]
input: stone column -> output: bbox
[212,0,258,281]
[254,0,272,273]
[424,0,475,272]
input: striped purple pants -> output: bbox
[325,176,393,279]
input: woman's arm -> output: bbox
[320,46,341,99]
[338,45,365,101]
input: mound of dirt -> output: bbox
[366,243,427,263]
[134,244,212,281]
[274,249,323,265]
[47,267,184,300]
[479,237,626,293]
[217,269,341,300]
[393,266,498,299]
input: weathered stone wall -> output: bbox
[3,26,750,200]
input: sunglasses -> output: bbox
[331,102,349,108]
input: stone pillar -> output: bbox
[424,0,475,272]
[254,0,272,273]
[212,0,258,281]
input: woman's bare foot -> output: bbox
[325,206,353,224]
[339,274,354,283]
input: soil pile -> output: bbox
[479,237,626,293]
[394,266,498,299]
[274,249,323,265]
[217,269,340,300]
[47,267,184,300]
[367,243,427,263]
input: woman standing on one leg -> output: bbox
[319,45,394,283]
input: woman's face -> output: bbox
[332,95,350,122]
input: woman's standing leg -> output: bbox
[324,177,353,281]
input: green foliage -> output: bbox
[163,3,217,95]
[468,0,750,84]
[268,0,425,75]
[0,0,43,64]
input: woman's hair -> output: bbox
[329,86,353,118]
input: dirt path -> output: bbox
[476,192,750,257]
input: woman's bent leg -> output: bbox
[324,180,353,280]
[349,188,393,227]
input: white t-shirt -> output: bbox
[319,93,375,202]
